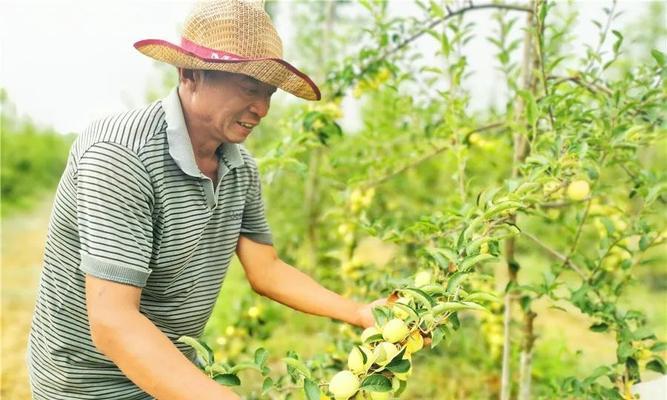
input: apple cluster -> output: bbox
[327,317,424,400]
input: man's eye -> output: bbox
[245,87,259,96]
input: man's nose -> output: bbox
[249,96,270,118]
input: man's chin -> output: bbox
[228,135,249,144]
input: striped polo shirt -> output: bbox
[27,87,272,399]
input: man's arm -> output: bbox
[236,236,382,328]
[85,275,240,400]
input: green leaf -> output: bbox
[639,235,651,251]
[611,30,623,53]
[303,378,320,400]
[465,235,490,255]
[445,271,469,294]
[262,377,273,395]
[214,373,241,386]
[478,187,503,207]
[431,326,446,348]
[393,378,408,396]
[372,306,391,326]
[617,341,633,362]
[400,288,435,309]
[519,90,538,127]
[302,111,322,131]
[626,357,640,381]
[208,364,229,375]
[463,218,484,241]
[650,341,667,352]
[386,358,411,373]
[460,254,495,271]
[539,1,548,25]
[254,347,269,369]
[429,0,444,18]
[601,218,616,236]
[589,323,609,332]
[387,359,411,374]
[363,333,384,344]
[177,336,213,365]
[483,201,522,219]
[464,292,499,303]
[360,374,392,392]
[229,362,261,374]
[433,301,487,314]
[651,49,665,65]
[282,357,312,380]
[420,284,447,296]
[583,365,612,385]
[426,247,449,269]
[426,247,458,269]
[632,326,656,341]
[646,358,666,374]
[392,301,420,321]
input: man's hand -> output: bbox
[355,298,387,328]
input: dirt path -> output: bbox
[1,196,54,400]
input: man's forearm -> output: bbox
[255,259,363,326]
[91,310,239,400]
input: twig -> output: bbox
[546,75,613,96]
[534,0,555,130]
[363,122,505,189]
[457,146,468,202]
[560,153,608,269]
[521,231,587,279]
[539,200,574,208]
[583,0,617,75]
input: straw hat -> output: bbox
[134,0,321,101]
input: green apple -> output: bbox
[369,391,391,400]
[361,326,381,343]
[394,365,412,380]
[414,270,432,287]
[348,346,374,374]
[382,319,409,343]
[329,370,360,400]
[374,342,399,366]
[405,331,424,354]
[542,180,563,198]
[392,297,411,319]
[566,180,590,201]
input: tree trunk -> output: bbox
[302,1,336,270]
[500,2,536,399]
[518,310,537,400]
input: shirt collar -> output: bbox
[161,87,244,178]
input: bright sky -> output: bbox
[0,0,658,134]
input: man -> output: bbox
[26,1,382,399]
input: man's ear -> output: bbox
[178,68,205,92]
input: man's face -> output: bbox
[185,70,277,144]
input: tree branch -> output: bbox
[521,231,587,279]
[363,122,505,189]
[342,2,533,94]
[546,75,613,96]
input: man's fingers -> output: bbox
[387,291,399,304]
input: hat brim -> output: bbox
[134,39,321,101]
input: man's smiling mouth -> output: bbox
[237,121,255,129]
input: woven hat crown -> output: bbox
[183,0,283,59]
[134,0,321,100]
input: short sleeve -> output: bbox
[240,158,273,245]
[75,142,154,287]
